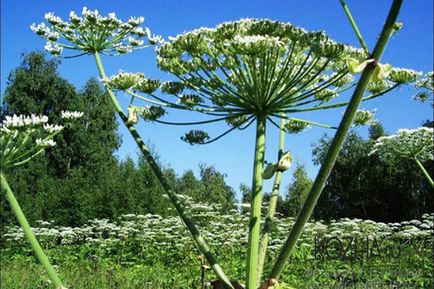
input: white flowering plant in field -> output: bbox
[0,111,82,289]
[30,1,425,288]
[370,127,434,186]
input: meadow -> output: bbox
[1,1,433,288]
[2,199,432,288]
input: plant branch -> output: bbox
[1,172,65,289]
[414,158,434,187]
[340,0,370,54]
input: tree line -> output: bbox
[1,52,432,226]
[0,52,236,226]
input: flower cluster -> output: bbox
[181,130,210,145]
[61,110,84,119]
[229,34,285,55]
[103,72,145,90]
[283,119,311,134]
[388,67,421,84]
[370,127,434,163]
[413,71,433,103]
[0,112,82,169]
[103,71,163,97]
[31,7,162,56]
[3,208,432,254]
[152,18,420,144]
[352,109,376,126]
[1,114,48,130]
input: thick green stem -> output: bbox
[246,116,267,289]
[1,172,64,289]
[256,118,285,283]
[414,158,434,187]
[92,52,234,289]
[268,0,403,280]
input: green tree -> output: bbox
[283,164,312,217]
[312,123,433,222]
[136,155,173,216]
[198,164,236,212]
[177,165,236,212]
[177,169,203,200]
[1,52,120,225]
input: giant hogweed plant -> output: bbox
[31,0,420,288]
[0,111,83,289]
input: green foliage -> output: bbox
[176,164,236,213]
[311,123,433,222]
[283,164,312,217]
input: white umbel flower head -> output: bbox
[370,127,434,163]
[2,114,49,128]
[32,8,162,56]
[1,112,77,169]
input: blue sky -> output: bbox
[1,0,433,199]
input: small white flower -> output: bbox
[128,36,144,47]
[36,138,56,147]
[43,124,64,133]
[44,12,63,25]
[108,12,117,20]
[133,27,146,37]
[44,42,63,56]
[61,110,84,119]
[128,16,145,26]
[30,23,50,36]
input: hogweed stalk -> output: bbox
[93,51,233,287]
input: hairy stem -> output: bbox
[256,117,286,284]
[414,158,434,187]
[246,115,267,289]
[1,172,64,289]
[92,51,234,289]
[268,0,404,281]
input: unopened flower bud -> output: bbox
[346,58,375,74]
[276,152,292,171]
[371,63,391,82]
[127,106,139,125]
